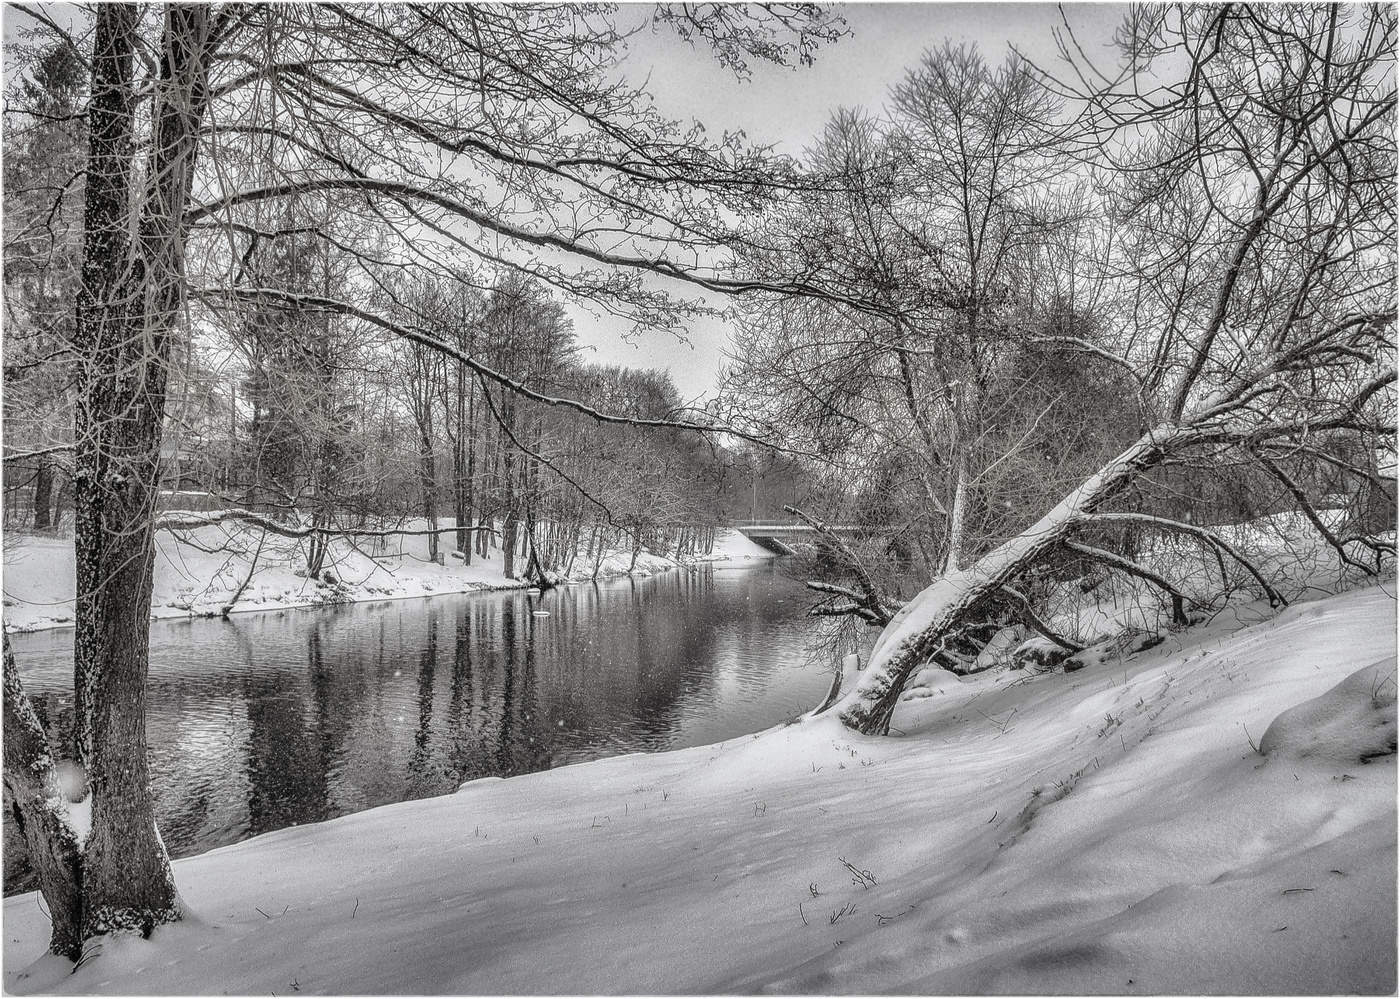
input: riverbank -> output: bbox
[1,524,776,633]
[5,581,1394,994]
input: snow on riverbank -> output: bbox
[1,526,771,633]
[5,582,1394,994]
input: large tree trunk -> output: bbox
[66,4,215,942]
[836,425,1184,735]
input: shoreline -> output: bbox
[2,526,777,635]
[5,582,1392,995]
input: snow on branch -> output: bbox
[2,444,74,463]
[786,504,899,625]
[186,177,884,313]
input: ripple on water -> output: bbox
[9,564,825,867]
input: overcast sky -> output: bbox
[576,2,1129,402]
[2,2,1130,403]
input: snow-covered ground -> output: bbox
[4,581,1394,994]
[1,525,773,633]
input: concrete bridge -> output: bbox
[729,521,881,555]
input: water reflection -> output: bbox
[10,564,821,870]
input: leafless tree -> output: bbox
[2,1,850,959]
[831,4,1396,734]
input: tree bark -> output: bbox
[454,356,471,560]
[3,633,83,959]
[501,399,517,578]
[419,431,439,564]
[68,4,216,940]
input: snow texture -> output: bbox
[3,583,1394,995]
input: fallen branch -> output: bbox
[221,528,267,618]
[787,505,897,625]
[1253,453,1375,577]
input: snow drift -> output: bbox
[3,583,1394,994]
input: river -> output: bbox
[7,562,826,871]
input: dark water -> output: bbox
[9,564,824,864]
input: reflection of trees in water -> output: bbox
[242,662,331,836]
[236,612,384,839]
[5,565,814,882]
[543,570,724,740]
[405,608,439,795]
[395,576,725,787]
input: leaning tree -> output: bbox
[829,4,1396,734]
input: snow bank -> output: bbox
[1260,658,1397,763]
[4,583,1393,994]
[1,522,716,634]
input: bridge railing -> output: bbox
[725,521,878,533]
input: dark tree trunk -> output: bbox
[66,4,216,941]
[50,471,72,532]
[501,400,517,579]
[455,357,473,562]
[419,432,439,564]
[306,510,328,577]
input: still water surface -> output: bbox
[11,563,824,861]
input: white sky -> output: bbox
[576,2,1129,402]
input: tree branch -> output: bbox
[1083,511,1286,607]
[999,585,1083,652]
[1062,540,1190,623]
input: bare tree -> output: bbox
[2,3,852,957]
[831,5,1396,734]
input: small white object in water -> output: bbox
[532,610,550,617]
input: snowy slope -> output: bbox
[4,583,1394,994]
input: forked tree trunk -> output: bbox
[836,425,1185,735]
[64,4,214,945]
